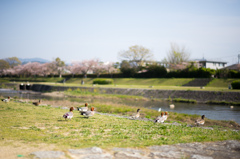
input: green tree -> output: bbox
[0,59,10,69]
[120,60,137,77]
[56,57,65,78]
[0,59,10,76]
[146,64,167,78]
[50,57,65,78]
[5,57,21,68]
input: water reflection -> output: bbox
[1,89,239,124]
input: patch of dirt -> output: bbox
[0,140,57,159]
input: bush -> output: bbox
[231,80,240,89]
[93,78,113,85]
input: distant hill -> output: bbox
[19,58,50,65]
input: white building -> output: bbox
[195,58,227,70]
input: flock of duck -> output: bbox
[2,96,205,126]
[61,101,205,126]
[63,102,95,120]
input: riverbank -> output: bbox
[30,84,240,104]
[1,91,240,159]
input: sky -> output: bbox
[0,0,240,65]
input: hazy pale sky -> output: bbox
[0,0,240,65]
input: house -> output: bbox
[195,58,227,70]
[222,64,240,71]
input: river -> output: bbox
[1,89,240,124]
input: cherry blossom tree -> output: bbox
[14,65,24,77]
[41,63,51,77]
[78,59,98,78]
[105,62,118,74]
[3,68,16,77]
[70,62,82,77]
[17,62,40,77]
[93,60,106,78]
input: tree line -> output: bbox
[1,43,239,78]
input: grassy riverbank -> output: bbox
[1,77,240,92]
[0,98,239,152]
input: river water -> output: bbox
[1,89,240,124]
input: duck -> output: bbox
[230,106,234,109]
[163,112,168,121]
[77,103,89,115]
[33,99,41,106]
[63,107,74,120]
[82,107,95,118]
[195,115,205,126]
[169,104,175,109]
[155,112,165,123]
[2,96,10,103]
[131,108,141,119]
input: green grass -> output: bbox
[2,77,240,92]
[0,100,239,150]
[64,88,147,100]
[171,98,197,103]
[71,78,193,86]
[112,78,193,86]
[47,78,240,92]
[1,77,64,83]
[206,78,237,88]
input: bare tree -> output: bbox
[118,45,154,67]
[163,42,190,65]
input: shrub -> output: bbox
[231,80,240,89]
[93,78,113,85]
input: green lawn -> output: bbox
[0,100,239,150]
[207,78,237,88]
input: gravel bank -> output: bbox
[30,140,240,159]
